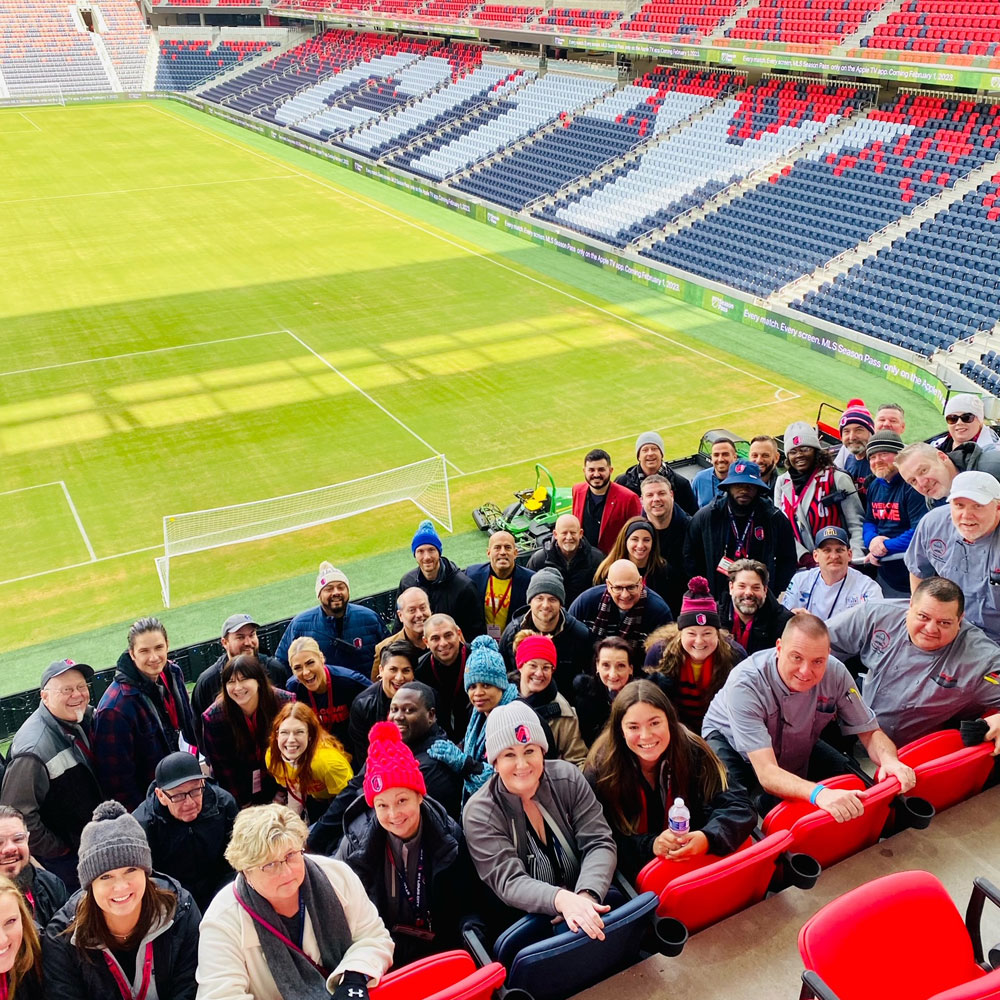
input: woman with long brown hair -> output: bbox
[0,875,43,999]
[266,702,354,822]
[202,654,294,808]
[592,517,670,604]
[42,801,199,1000]
[584,681,754,881]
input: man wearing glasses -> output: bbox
[134,751,237,913]
[568,559,673,660]
[933,393,999,453]
[2,658,103,890]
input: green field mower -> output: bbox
[471,464,573,544]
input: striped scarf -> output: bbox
[783,465,844,548]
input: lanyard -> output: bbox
[486,576,513,618]
[304,668,333,724]
[728,510,755,559]
[103,941,154,1000]
[24,890,34,913]
[158,676,180,731]
[386,844,427,926]
[804,571,848,618]
[231,884,328,976]
[782,470,822,546]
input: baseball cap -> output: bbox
[720,460,765,489]
[221,613,259,637]
[41,658,94,688]
[154,752,204,791]
[814,525,850,549]
[948,471,1000,505]
[944,394,985,420]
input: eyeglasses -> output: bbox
[50,684,90,697]
[608,583,641,595]
[255,849,306,875]
[945,413,977,425]
[161,783,205,803]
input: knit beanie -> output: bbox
[464,635,508,691]
[624,519,655,543]
[316,561,349,598]
[839,398,875,433]
[411,519,443,555]
[945,393,985,420]
[515,634,557,671]
[363,721,426,805]
[78,801,153,890]
[635,431,664,458]
[784,421,822,452]
[677,576,721,630]
[485,701,549,765]
[866,430,905,457]
[526,568,565,605]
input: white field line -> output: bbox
[0,480,64,498]
[282,328,464,476]
[0,330,287,378]
[0,173,295,209]
[18,113,41,132]
[0,544,160,588]
[147,102,799,396]
[58,480,97,561]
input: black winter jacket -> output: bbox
[499,607,594,699]
[718,591,793,655]
[399,558,484,640]
[17,864,68,930]
[526,537,604,606]
[348,680,392,766]
[615,462,698,516]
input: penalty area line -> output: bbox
[0,544,161,589]
[59,481,96,562]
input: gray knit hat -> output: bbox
[784,421,822,452]
[78,800,153,890]
[866,430,905,458]
[526,567,565,605]
[485,701,549,765]
[635,431,664,458]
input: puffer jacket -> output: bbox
[275,603,386,675]
[399,558,484,640]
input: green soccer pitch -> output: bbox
[0,99,945,690]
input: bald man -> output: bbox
[466,531,535,640]
[527,514,603,605]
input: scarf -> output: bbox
[592,587,648,644]
[234,856,351,999]
[522,684,560,723]
[782,465,843,548]
[460,683,518,802]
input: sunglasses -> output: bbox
[945,413,978,425]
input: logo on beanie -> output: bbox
[370,775,383,793]
[320,577,327,587]
[696,613,707,625]
[792,435,801,446]
[514,724,531,745]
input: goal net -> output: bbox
[154,455,451,607]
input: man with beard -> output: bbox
[400,520,484,639]
[782,526,882,619]
[275,562,386,675]
[191,614,291,744]
[724,559,793,654]
[2,659,102,891]
[749,435,782,498]
[308,681,464,849]
[932,393,999,453]
[527,514,603,605]
[615,430,697,515]
[685,460,797,605]
[466,531,535,641]
[416,614,472,742]
[906,471,1000,644]
[349,642,417,765]
[833,399,874,505]
[640,474,690,616]
[692,438,738,508]
[499,568,592,694]
[571,448,642,555]
[896,441,1000,511]
[371,587,431,680]
[0,806,67,928]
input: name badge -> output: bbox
[252,769,262,794]
[486,625,502,640]
[716,556,735,577]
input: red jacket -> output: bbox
[571,482,643,555]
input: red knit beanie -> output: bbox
[363,721,426,806]
[677,577,721,630]
[515,634,558,671]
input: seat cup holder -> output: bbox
[654,916,689,957]
[784,852,822,890]
[897,794,935,831]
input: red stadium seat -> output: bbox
[896,731,996,813]
[368,951,506,1000]
[799,871,1000,1000]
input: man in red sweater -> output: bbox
[571,448,642,555]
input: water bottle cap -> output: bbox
[673,798,685,807]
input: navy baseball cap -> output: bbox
[815,525,850,548]
[40,658,94,688]
[720,460,765,490]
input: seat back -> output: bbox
[650,830,793,932]
[799,870,985,1000]
[897,731,996,813]
[369,950,507,1000]
[635,837,753,897]
[503,891,659,1000]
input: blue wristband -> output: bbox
[809,784,826,805]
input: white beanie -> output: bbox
[944,393,984,420]
[784,421,821,452]
[316,560,349,598]
[485,701,549,765]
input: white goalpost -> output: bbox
[154,455,451,607]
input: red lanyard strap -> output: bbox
[103,941,154,1000]
[231,884,329,977]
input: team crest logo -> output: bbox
[928,538,948,560]
[319,577,327,587]
[514,724,531,744]
[65,658,75,666]
[755,526,765,540]
[354,637,363,648]
[696,613,707,625]
[370,775,383,793]
[816,695,836,714]
[734,463,745,474]
[792,435,801,446]
[871,630,891,653]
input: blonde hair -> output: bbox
[0,876,41,997]
[224,804,309,872]
[288,636,323,663]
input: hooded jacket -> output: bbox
[42,873,201,1000]
[274,602,386,675]
[336,794,482,966]
[499,607,593,698]
[133,779,237,914]
[93,653,198,812]
[526,536,604,606]
[399,558,484,640]
[615,461,698,516]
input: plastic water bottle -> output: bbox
[668,797,691,835]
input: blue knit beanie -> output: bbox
[464,635,509,691]
[411,519,443,555]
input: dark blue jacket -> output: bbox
[274,602,386,674]
[464,563,535,629]
[568,584,673,652]
[864,472,927,591]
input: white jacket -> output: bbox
[773,466,865,561]
[196,854,394,1000]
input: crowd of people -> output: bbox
[1,394,999,999]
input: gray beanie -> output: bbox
[866,430,905,458]
[635,431,664,458]
[78,800,153,890]
[485,701,549,765]
[526,568,565,605]
[784,421,822,452]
